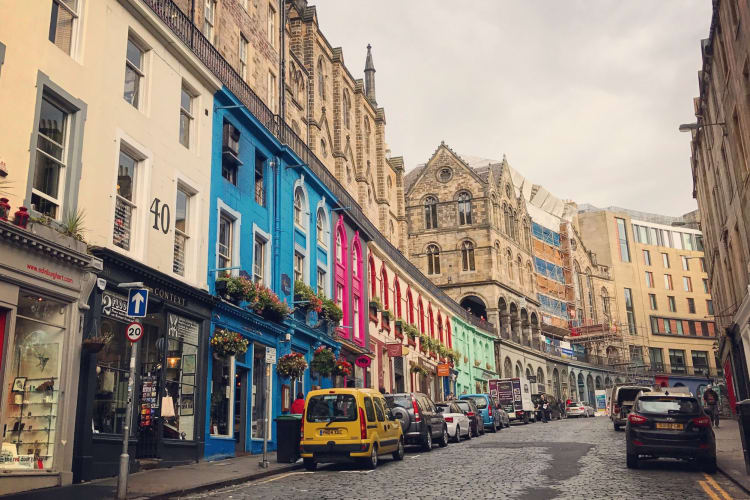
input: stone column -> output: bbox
[511,318,521,343]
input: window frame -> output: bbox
[239,33,249,81]
[426,244,441,275]
[49,0,80,57]
[615,218,630,262]
[112,145,143,252]
[124,35,147,109]
[173,183,194,277]
[424,196,438,230]
[31,94,71,218]
[457,192,472,226]
[204,0,216,44]
[461,241,475,271]
[179,83,195,148]
[267,2,277,48]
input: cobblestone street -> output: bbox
[177,417,745,500]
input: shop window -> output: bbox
[210,355,233,436]
[162,314,199,440]
[2,293,66,470]
[92,318,132,434]
[252,345,270,439]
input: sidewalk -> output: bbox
[715,418,750,494]
[2,452,302,500]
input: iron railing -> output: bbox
[143,0,495,336]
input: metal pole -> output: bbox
[116,343,137,499]
[260,362,270,468]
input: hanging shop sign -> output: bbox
[386,343,404,357]
[102,290,130,321]
[168,313,199,345]
[355,355,371,368]
[437,364,451,377]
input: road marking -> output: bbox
[703,474,733,500]
[411,455,421,459]
[253,471,310,485]
[699,480,722,500]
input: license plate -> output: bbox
[320,428,342,436]
[655,423,684,430]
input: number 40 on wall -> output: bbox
[150,198,171,234]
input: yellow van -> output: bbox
[300,388,404,470]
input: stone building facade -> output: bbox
[686,0,750,410]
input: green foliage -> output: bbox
[61,209,87,240]
[310,346,336,375]
[211,328,249,357]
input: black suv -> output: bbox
[625,391,716,472]
[455,399,485,437]
[385,393,449,451]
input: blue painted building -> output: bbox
[204,87,340,460]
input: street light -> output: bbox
[678,121,727,134]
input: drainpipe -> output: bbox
[273,155,281,294]
[190,0,195,48]
[278,0,286,124]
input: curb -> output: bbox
[717,462,750,497]
[147,462,304,499]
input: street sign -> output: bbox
[265,347,276,364]
[437,363,451,377]
[126,321,144,343]
[386,343,404,357]
[127,288,149,317]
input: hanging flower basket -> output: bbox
[276,352,308,379]
[333,357,353,377]
[211,328,249,357]
[319,296,343,324]
[82,336,107,353]
[355,355,371,368]
[310,346,336,376]
[410,365,429,377]
[253,285,291,322]
[294,281,323,313]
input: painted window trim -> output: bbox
[293,175,309,233]
[172,173,201,283]
[351,231,364,344]
[334,215,349,337]
[253,223,272,286]
[315,198,330,250]
[294,241,308,284]
[216,199,242,277]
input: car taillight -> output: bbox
[628,413,648,425]
[412,397,421,423]
[692,416,711,428]
[488,405,493,417]
[614,404,620,413]
[580,407,585,411]
[467,412,475,417]
[300,413,305,439]
[359,407,367,439]
[444,416,453,423]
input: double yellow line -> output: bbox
[699,473,734,500]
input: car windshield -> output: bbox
[636,397,700,415]
[464,396,487,409]
[568,402,583,407]
[618,388,648,403]
[436,404,449,413]
[385,395,412,410]
[456,401,471,412]
[306,394,358,422]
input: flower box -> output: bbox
[394,322,404,339]
[369,303,379,323]
[407,337,416,347]
[381,314,391,331]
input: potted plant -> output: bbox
[394,318,404,339]
[410,365,429,377]
[310,346,336,377]
[403,323,419,346]
[210,328,249,357]
[276,352,308,379]
[216,274,256,305]
[381,307,392,330]
[369,296,384,311]
[253,284,291,322]
[333,357,353,378]
[294,281,323,314]
[82,336,108,353]
[319,296,343,325]
[369,297,381,322]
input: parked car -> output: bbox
[531,393,563,420]
[385,392,449,451]
[625,390,716,472]
[455,399,485,436]
[436,402,472,442]
[496,406,511,427]
[300,388,404,471]
[566,401,595,418]
[459,394,502,432]
[611,385,652,430]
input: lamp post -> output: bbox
[678,121,726,134]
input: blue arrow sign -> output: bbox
[127,288,149,317]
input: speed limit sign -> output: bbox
[126,321,144,343]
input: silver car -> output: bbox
[566,401,595,418]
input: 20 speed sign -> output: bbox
[126,321,144,343]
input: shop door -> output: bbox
[234,366,249,455]
[251,344,267,451]
[393,357,405,393]
[136,322,162,459]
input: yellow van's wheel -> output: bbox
[362,444,378,470]
[392,439,405,461]
[303,458,317,471]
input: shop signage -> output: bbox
[281,274,291,295]
[355,355,371,368]
[437,363,451,377]
[481,371,494,380]
[528,375,537,383]
[126,321,144,342]
[168,313,199,345]
[127,288,149,317]
[386,343,404,357]
[265,347,277,364]
[150,287,187,308]
[102,291,130,321]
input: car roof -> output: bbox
[461,393,489,398]
[307,388,381,397]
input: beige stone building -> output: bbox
[685,0,750,408]
[579,207,719,390]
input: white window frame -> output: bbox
[315,200,330,249]
[253,224,272,286]
[210,355,235,437]
[267,2,276,48]
[239,33,249,81]
[216,200,241,277]
[124,34,148,110]
[111,133,151,257]
[49,0,81,57]
[317,266,327,297]
[294,251,305,284]
[179,82,195,148]
[268,71,277,113]
[173,179,198,279]
[31,94,70,219]
[204,0,216,44]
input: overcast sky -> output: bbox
[313,1,711,217]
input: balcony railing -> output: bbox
[644,363,718,377]
[142,0,495,336]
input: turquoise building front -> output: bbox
[204,86,339,460]
[452,316,498,395]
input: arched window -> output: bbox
[317,57,325,99]
[424,196,438,229]
[495,242,501,269]
[343,89,351,128]
[517,255,523,286]
[447,321,452,348]
[601,287,610,318]
[426,244,441,275]
[586,267,596,323]
[334,216,349,335]
[506,249,513,280]
[457,192,472,225]
[316,208,327,245]
[437,313,444,344]
[293,187,305,227]
[407,288,414,324]
[364,117,371,154]
[526,261,533,289]
[352,233,363,343]
[418,297,425,334]
[369,256,376,298]
[510,210,517,240]
[523,219,531,249]
[504,205,511,235]
[380,265,389,310]
[461,241,475,271]
[428,305,435,338]
[394,277,402,318]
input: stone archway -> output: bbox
[498,297,510,339]
[595,376,603,390]
[530,312,540,350]
[605,376,613,388]
[577,373,586,403]
[515,361,522,379]
[509,302,520,343]
[525,365,533,381]
[569,372,577,401]
[536,367,545,391]
[553,368,561,398]
[586,374,595,404]
[504,357,513,378]
[460,295,487,322]
[520,308,530,347]
[615,377,623,384]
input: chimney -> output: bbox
[364,44,376,105]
